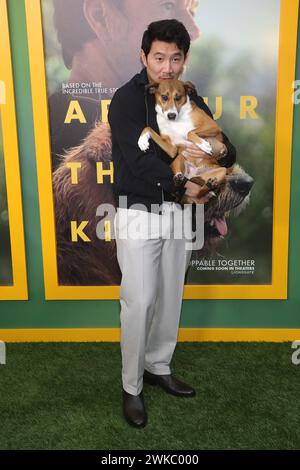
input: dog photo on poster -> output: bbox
[39,0,280,287]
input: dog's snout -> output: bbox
[230,175,254,196]
[167,113,177,120]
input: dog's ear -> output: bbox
[145,82,159,94]
[183,81,197,96]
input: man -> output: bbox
[108,19,236,428]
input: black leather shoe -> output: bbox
[122,389,147,428]
[143,370,196,398]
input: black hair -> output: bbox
[141,19,190,59]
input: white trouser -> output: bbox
[114,202,193,396]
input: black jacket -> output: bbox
[108,67,236,212]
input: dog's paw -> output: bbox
[138,132,151,151]
[173,172,185,187]
[206,177,219,190]
[197,139,213,155]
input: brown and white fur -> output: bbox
[138,80,228,204]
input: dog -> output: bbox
[138,79,229,204]
[203,163,253,253]
[137,78,254,253]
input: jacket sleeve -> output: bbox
[108,89,181,194]
[190,93,236,168]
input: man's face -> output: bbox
[141,41,187,83]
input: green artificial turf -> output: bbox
[0,342,299,450]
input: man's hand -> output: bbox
[182,142,212,159]
[183,139,228,160]
[184,180,214,203]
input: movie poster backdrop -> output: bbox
[25,0,298,299]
